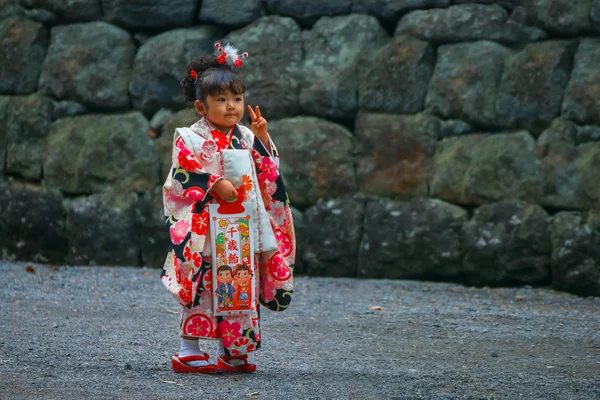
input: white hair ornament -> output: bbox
[215,42,248,67]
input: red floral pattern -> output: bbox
[230,337,256,356]
[170,218,190,245]
[260,275,276,302]
[275,229,293,258]
[183,187,206,202]
[260,157,279,182]
[202,268,212,291]
[191,210,209,236]
[178,151,203,172]
[269,252,292,281]
[219,320,242,349]
[178,278,193,304]
[183,314,213,337]
[211,129,231,151]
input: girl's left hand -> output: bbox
[247,105,268,141]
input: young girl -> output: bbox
[161,44,295,373]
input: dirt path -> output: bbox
[0,262,598,399]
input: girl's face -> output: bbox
[195,89,244,132]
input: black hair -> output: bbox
[180,54,246,104]
[217,265,233,274]
[235,264,251,274]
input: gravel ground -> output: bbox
[0,261,598,400]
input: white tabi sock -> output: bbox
[179,338,210,367]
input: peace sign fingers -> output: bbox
[247,104,268,139]
[247,105,263,122]
[247,105,257,122]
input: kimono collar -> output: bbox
[189,118,245,150]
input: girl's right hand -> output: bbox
[211,179,238,201]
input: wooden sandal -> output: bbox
[217,354,256,373]
[171,353,218,374]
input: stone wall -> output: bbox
[0,0,599,296]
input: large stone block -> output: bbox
[524,0,599,35]
[359,198,467,280]
[0,183,67,264]
[101,0,197,29]
[536,120,600,209]
[65,192,139,266]
[300,15,388,119]
[551,211,600,296]
[302,197,364,277]
[452,0,518,8]
[264,0,352,25]
[269,116,356,208]
[358,35,434,114]
[129,27,222,117]
[426,41,512,128]
[224,16,303,120]
[0,0,25,20]
[199,0,264,27]
[352,0,450,24]
[135,188,169,268]
[496,41,576,133]
[462,200,551,285]
[38,22,134,110]
[576,124,600,144]
[576,143,600,209]
[354,112,439,198]
[19,0,102,22]
[0,17,48,94]
[431,131,544,205]
[396,3,546,44]
[562,39,600,125]
[5,94,53,179]
[44,112,159,193]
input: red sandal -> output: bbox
[217,354,256,373]
[171,353,218,374]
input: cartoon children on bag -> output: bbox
[233,264,253,308]
[215,265,235,309]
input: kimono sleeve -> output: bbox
[253,134,280,168]
[169,134,221,206]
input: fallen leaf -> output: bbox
[148,129,158,138]
[244,392,260,398]
[98,357,112,361]
[159,380,184,386]
[25,266,36,274]
[369,306,383,311]
[144,271,152,277]
[514,295,526,302]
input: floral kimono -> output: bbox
[161,118,295,357]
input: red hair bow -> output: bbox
[190,70,198,81]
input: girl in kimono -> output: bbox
[161,43,295,373]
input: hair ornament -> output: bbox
[215,42,247,67]
[189,70,198,82]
